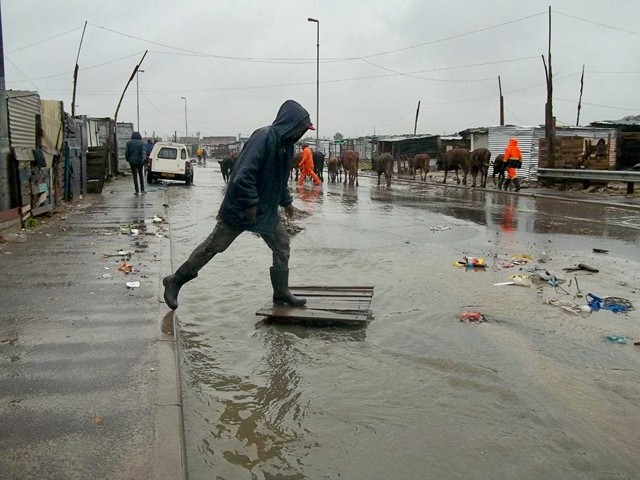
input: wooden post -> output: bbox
[413,100,420,135]
[71,21,87,117]
[543,7,555,167]
[498,76,504,126]
[576,64,585,126]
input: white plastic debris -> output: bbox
[102,273,112,279]
[126,281,140,288]
[130,229,139,235]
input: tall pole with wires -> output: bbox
[136,69,144,132]
[181,97,188,141]
[71,21,87,117]
[308,18,319,151]
[0,0,12,211]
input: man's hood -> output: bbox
[509,137,518,146]
[131,131,142,140]
[272,100,312,138]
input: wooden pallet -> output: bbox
[256,286,374,326]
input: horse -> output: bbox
[375,153,394,187]
[437,148,470,185]
[313,151,325,182]
[468,148,491,188]
[492,154,505,189]
[327,156,341,183]
[410,153,430,181]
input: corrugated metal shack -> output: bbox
[5,91,59,222]
[116,122,134,172]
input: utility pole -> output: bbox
[498,76,504,126]
[542,6,555,167]
[136,70,144,132]
[71,21,87,117]
[576,64,585,127]
[0,0,12,211]
[413,100,420,135]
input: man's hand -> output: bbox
[246,205,257,223]
[284,204,295,219]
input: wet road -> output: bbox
[166,165,640,479]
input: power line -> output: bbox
[553,10,640,36]
[5,52,143,83]
[554,97,639,112]
[363,11,547,59]
[90,12,547,65]
[6,25,83,54]
[4,57,50,98]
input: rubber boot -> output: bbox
[503,179,511,191]
[162,264,197,310]
[270,267,307,307]
[513,178,521,192]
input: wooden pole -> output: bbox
[576,64,585,126]
[413,100,421,135]
[114,50,148,123]
[544,6,555,167]
[71,21,87,117]
[498,76,504,126]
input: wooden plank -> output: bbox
[292,285,374,291]
[288,289,373,298]
[302,300,371,311]
[256,306,369,324]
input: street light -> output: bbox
[136,69,144,132]
[180,96,188,141]
[307,17,319,151]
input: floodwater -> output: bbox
[166,165,640,480]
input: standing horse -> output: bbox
[492,154,505,189]
[410,153,430,181]
[468,148,491,188]
[437,148,470,185]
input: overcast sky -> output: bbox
[3,0,639,141]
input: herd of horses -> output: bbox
[218,147,508,189]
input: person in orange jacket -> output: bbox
[297,144,321,185]
[502,137,522,192]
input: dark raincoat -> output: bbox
[125,131,145,167]
[218,100,311,235]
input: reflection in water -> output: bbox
[295,184,322,204]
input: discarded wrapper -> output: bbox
[126,281,140,288]
[118,260,133,273]
[457,311,486,323]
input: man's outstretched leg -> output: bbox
[163,221,242,309]
[262,222,306,307]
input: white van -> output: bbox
[146,142,194,185]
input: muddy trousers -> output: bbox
[163,219,304,309]
[130,163,145,193]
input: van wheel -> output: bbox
[186,174,192,186]
[147,172,153,184]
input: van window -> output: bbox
[158,147,178,160]
[181,149,187,159]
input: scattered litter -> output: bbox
[546,298,586,315]
[102,273,112,279]
[593,248,609,254]
[126,281,140,288]
[586,294,634,314]
[130,229,139,235]
[152,216,164,223]
[118,261,133,273]
[494,281,516,286]
[564,263,599,273]
[455,256,486,269]
[510,275,530,287]
[430,225,451,232]
[457,311,486,323]
[605,335,629,344]
[512,254,533,263]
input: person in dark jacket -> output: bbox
[162,100,315,310]
[125,131,146,195]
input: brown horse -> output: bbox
[340,150,359,186]
[437,148,470,185]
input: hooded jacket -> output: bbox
[125,131,145,166]
[218,100,312,235]
[503,138,522,168]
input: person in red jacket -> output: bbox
[297,144,321,185]
[502,137,522,192]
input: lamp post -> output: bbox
[136,69,144,132]
[307,17,319,151]
[180,96,188,141]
